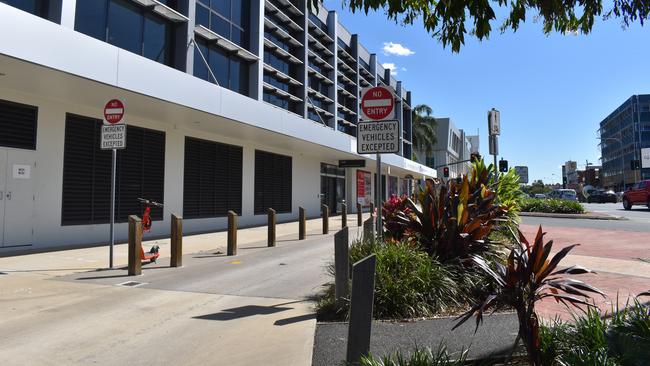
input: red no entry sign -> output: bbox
[103,99,125,124]
[360,86,395,121]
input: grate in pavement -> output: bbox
[116,281,147,287]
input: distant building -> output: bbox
[599,95,650,190]
[565,161,578,188]
[577,165,601,187]
[418,118,472,178]
[467,135,480,154]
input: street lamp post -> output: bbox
[598,136,625,191]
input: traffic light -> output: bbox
[631,159,641,170]
[499,159,508,173]
[562,176,567,188]
[443,167,449,178]
[470,152,482,163]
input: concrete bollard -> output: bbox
[322,204,329,234]
[341,203,347,229]
[346,254,377,364]
[356,202,362,227]
[299,207,306,240]
[268,208,276,247]
[128,215,142,276]
[334,227,350,308]
[227,211,237,256]
[363,216,375,241]
[170,214,183,267]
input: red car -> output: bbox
[622,180,650,210]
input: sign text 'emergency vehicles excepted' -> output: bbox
[101,124,126,150]
[360,86,395,120]
[357,120,400,154]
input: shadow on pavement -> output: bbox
[273,313,315,326]
[193,305,293,321]
[75,273,131,280]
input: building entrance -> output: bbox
[320,163,345,215]
[0,148,36,247]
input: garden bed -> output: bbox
[312,313,522,366]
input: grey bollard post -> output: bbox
[128,215,142,276]
[356,202,362,227]
[322,204,329,234]
[341,203,347,229]
[334,227,349,308]
[346,254,377,364]
[170,214,183,267]
[363,216,375,241]
[227,211,237,256]
[268,208,276,247]
[299,207,306,240]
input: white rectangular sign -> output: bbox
[357,120,400,154]
[101,124,126,150]
[514,166,529,184]
[642,147,650,169]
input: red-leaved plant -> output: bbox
[454,226,605,366]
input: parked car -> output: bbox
[587,190,618,203]
[548,189,578,201]
[534,193,547,199]
[622,180,650,210]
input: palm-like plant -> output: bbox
[454,226,605,366]
[411,104,437,163]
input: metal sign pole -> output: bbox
[109,148,116,269]
[376,153,382,239]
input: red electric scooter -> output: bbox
[137,197,164,263]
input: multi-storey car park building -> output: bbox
[599,95,650,190]
[0,0,435,252]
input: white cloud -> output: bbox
[401,67,407,71]
[382,42,415,56]
[381,63,398,75]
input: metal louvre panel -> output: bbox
[254,150,291,214]
[61,114,166,225]
[183,137,242,218]
[0,99,38,150]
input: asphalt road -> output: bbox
[522,202,650,232]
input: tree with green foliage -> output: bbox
[521,179,552,196]
[310,0,650,52]
[411,104,437,163]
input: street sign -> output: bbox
[360,86,395,121]
[104,99,125,125]
[642,148,650,169]
[101,124,126,150]
[357,120,400,154]
[488,135,498,155]
[488,108,500,135]
[514,166,529,184]
[339,159,366,168]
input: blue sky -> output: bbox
[323,1,650,184]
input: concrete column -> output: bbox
[351,34,360,121]
[396,81,404,157]
[369,53,377,87]
[299,0,308,118]
[252,0,264,100]
[180,0,195,74]
[327,10,338,130]
[58,0,76,28]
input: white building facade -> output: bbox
[0,0,435,253]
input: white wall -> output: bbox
[0,88,325,250]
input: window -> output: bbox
[75,0,175,66]
[254,150,292,214]
[62,114,165,225]
[2,0,50,19]
[195,0,250,49]
[183,137,242,218]
[0,99,38,150]
[193,38,250,95]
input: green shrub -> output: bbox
[317,238,494,320]
[539,299,650,366]
[359,344,468,366]
[520,198,585,214]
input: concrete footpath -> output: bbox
[0,214,368,366]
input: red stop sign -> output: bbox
[361,86,395,120]
[103,99,125,124]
